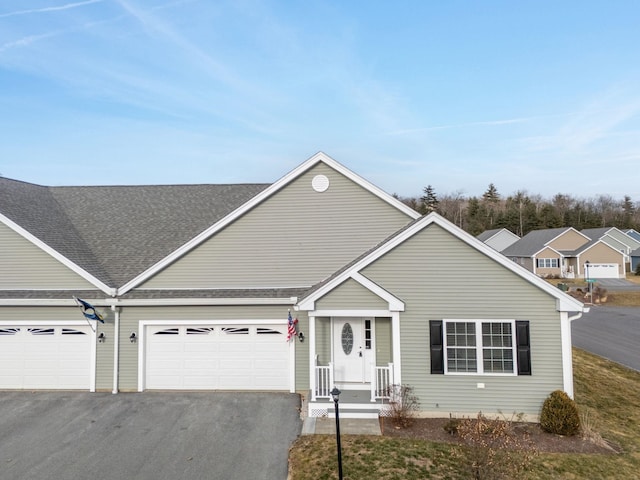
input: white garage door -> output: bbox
[586,263,620,279]
[0,325,93,390]
[145,324,290,391]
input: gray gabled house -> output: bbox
[477,228,520,252]
[0,152,587,420]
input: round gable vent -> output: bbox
[312,174,330,192]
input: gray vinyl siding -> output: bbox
[0,223,96,290]
[608,230,640,250]
[115,305,308,391]
[0,305,112,390]
[315,317,331,365]
[141,163,413,289]
[362,223,567,417]
[375,317,392,366]
[316,278,388,310]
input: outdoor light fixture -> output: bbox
[129,332,137,343]
[98,332,106,343]
[298,331,305,342]
[330,387,343,480]
[585,260,593,303]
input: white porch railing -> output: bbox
[313,362,333,401]
[371,363,394,402]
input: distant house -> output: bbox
[502,227,625,279]
[0,152,587,421]
[631,247,640,273]
[582,227,640,269]
[477,228,520,252]
[625,229,640,243]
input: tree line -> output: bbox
[395,184,640,237]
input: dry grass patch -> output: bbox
[606,291,640,306]
[625,273,640,284]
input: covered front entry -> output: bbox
[141,322,291,391]
[307,312,400,417]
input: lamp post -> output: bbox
[585,260,592,303]
[330,387,343,480]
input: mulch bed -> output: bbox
[380,417,618,454]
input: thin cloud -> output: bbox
[557,102,640,152]
[0,32,61,53]
[387,116,540,136]
[0,0,103,19]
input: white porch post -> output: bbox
[309,314,316,399]
[560,312,574,398]
[391,311,401,385]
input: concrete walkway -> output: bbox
[302,417,382,436]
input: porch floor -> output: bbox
[311,389,384,404]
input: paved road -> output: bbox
[591,278,640,291]
[0,392,301,480]
[572,306,640,371]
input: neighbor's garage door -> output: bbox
[586,263,620,278]
[0,325,92,390]
[145,324,290,391]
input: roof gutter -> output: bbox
[0,297,299,307]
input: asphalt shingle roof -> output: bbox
[476,228,503,242]
[501,227,572,257]
[0,177,269,287]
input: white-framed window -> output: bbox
[444,320,516,375]
[536,258,559,268]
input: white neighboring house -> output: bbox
[476,228,520,252]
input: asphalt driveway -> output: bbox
[573,306,640,371]
[0,391,301,480]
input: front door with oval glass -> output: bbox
[332,317,373,384]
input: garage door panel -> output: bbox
[183,377,218,389]
[0,325,92,390]
[145,324,290,391]
[184,358,219,370]
[219,358,253,370]
[586,264,620,278]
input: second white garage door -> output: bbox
[144,324,290,391]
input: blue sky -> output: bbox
[1,1,639,200]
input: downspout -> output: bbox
[111,305,120,394]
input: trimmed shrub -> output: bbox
[540,390,581,436]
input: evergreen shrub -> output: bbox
[540,390,581,436]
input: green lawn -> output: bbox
[288,348,640,479]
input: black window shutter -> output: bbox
[430,320,444,374]
[515,320,531,375]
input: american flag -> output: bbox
[287,311,298,341]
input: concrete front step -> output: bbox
[302,417,382,435]
[308,402,384,419]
